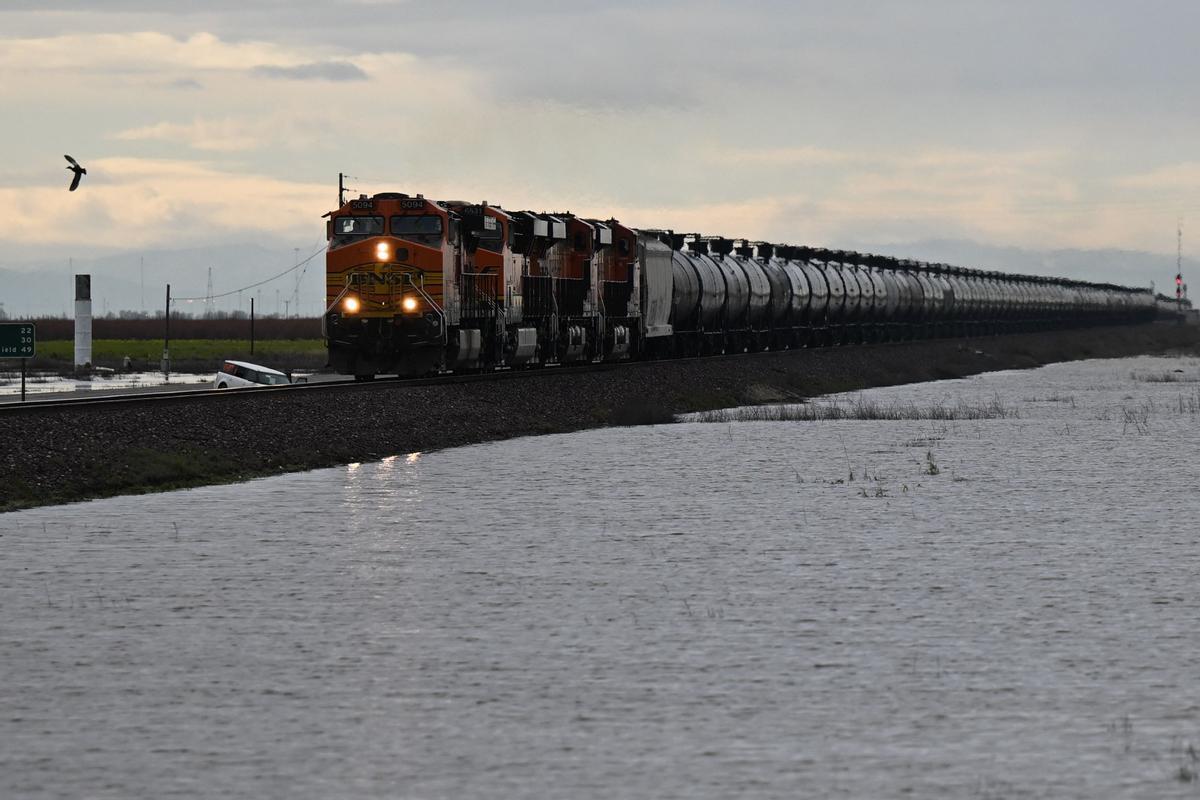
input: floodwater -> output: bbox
[0,370,209,397]
[3,355,1200,798]
[0,370,319,400]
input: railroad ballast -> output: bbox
[323,191,1159,379]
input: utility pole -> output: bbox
[293,247,301,316]
[1177,219,1184,312]
[250,296,255,355]
[338,172,359,206]
[162,283,171,379]
[140,256,145,313]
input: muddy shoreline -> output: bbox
[2,323,1197,512]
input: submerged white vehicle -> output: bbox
[214,360,292,389]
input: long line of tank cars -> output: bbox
[323,191,1158,379]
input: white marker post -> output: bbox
[74,274,92,372]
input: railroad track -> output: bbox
[0,351,704,413]
[0,331,911,413]
[0,321,1154,414]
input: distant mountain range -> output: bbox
[1,238,1193,319]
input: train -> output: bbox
[323,190,1160,379]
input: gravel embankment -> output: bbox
[2,323,1197,511]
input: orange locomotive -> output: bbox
[324,193,453,377]
[324,191,643,379]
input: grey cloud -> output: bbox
[252,61,367,81]
[5,0,1200,255]
[167,77,203,90]
[12,1,1200,111]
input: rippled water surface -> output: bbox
[4,356,1200,798]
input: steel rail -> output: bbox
[0,333,877,413]
[0,319,1144,415]
[0,353,677,413]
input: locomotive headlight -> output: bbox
[343,296,361,313]
[375,242,391,262]
[401,296,418,313]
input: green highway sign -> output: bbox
[0,323,36,358]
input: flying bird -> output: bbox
[64,154,86,191]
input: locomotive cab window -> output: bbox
[331,216,384,247]
[477,219,505,253]
[391,215,444,246]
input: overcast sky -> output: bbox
[3,0,1199,266]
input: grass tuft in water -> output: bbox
[691,395,1019,423]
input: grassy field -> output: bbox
[30,339,327,372]
[23,316,321,341]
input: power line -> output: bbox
[172,244,324,302]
